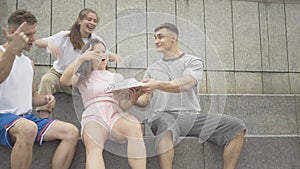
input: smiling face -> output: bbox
[78,12,98,38]
[154,28,177,53]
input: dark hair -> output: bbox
[76,38,106,88]
[8,9,37,28]
[66,8,98,50]
[154,22,179,37]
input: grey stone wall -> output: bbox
[1,0,299,94]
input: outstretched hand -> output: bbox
[2,22,28,54]
[140,79,158,92]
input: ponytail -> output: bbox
[65,8,98,50]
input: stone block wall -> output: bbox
[0,0,299,94]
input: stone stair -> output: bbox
[0,93,299,169]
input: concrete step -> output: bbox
[0,135,299,169]
[50,93,300,136]
[1,93,299,168]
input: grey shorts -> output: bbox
[149,112,246,148]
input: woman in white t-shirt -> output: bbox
[35,8,117,118]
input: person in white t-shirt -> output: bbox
[0,9,79,169]
[35,8,118,118]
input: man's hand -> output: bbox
[2,22,28,54]
[141,76,196,93]
[44,95,56,110]
[141,79,159,93]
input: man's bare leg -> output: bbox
[223,130,246,169]
[157,131,174,169]
[9,119,38,169]
[43,120,79,169]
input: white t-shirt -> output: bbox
[0,45,33,115]
[43,31,104,74]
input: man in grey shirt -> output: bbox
[135,23,246,169]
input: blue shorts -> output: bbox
[0,113,56,147]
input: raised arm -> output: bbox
[34,38,48,48]
[60,50,102,86]
[34,39,61,57]
[0,49,17,83]
[0,22,28,83]
[60,56,81,86]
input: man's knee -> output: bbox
[40,74,54,86]
[236,130,246,140]
[62,124,79,141]
[234,120,247,140]
[161,131,172,141]
[158,131,173,151]
[228,129,246,147]
[11,120,38,144]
